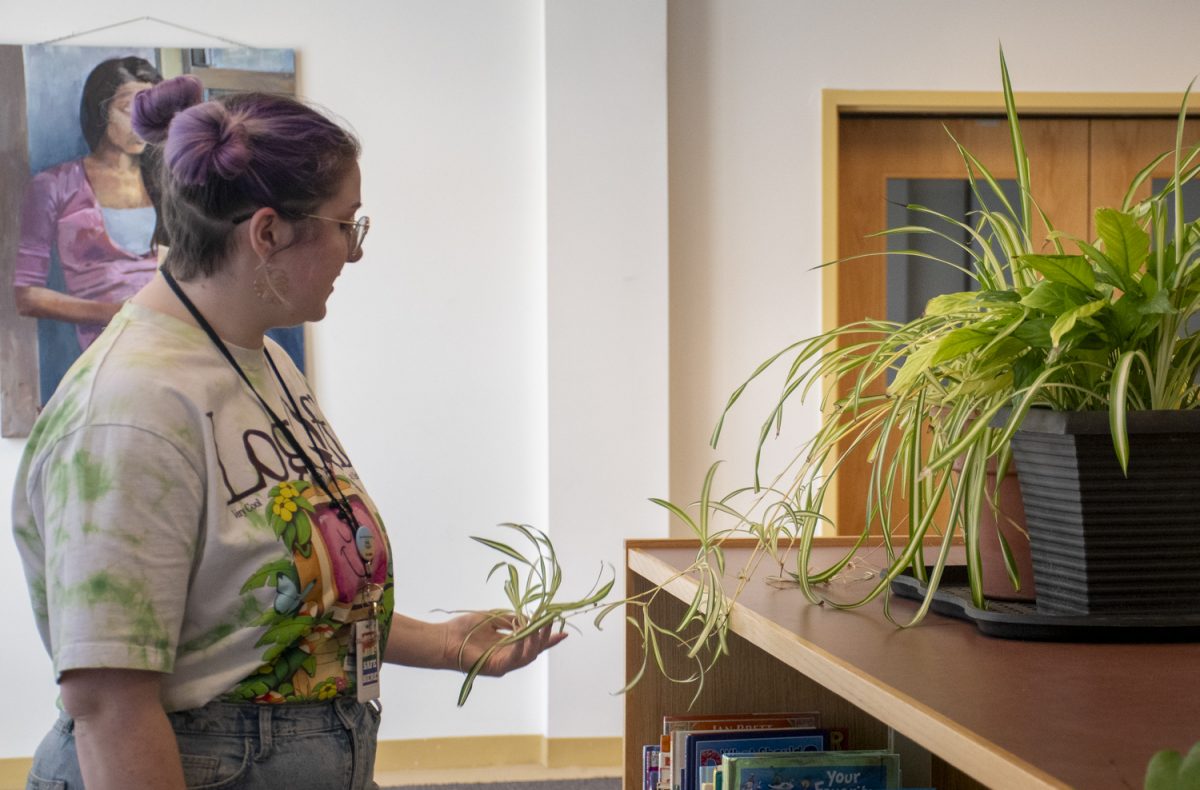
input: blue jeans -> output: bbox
[27,696,381,789]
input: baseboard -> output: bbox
[542,736,623,768]
[375,735,623,772]
[0,757,31,790]
[0,735,622,788]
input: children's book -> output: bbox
[685,728,827,790]
[721,750,900,790]
[664,712,821,734]
[644,744,662,790]
[664,713,821,790]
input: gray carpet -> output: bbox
[382,780,620,790]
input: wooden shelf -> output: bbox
[622,538,1200,789]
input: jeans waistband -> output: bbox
[57,696,382,739]
[171,697,381,738]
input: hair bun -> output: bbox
[131,75,203,144]
[165,102,254,187]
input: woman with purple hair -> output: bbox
[13,56,164,352]
[13,76,564,789]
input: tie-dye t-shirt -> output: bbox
[12,302,393,711]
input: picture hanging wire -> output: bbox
[37,16,251,49]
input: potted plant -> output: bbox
[616,49,1200,689]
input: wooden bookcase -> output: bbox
[622,538,1200,789]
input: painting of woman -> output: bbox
[13,56,163,353]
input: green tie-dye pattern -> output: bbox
[70,451,113,502]
[61,571,171,669]
[13,517,39,552]
[47,450,113,511]
[30,577,48,620]
[22,389,85,462]
[178,594,264,655]
[75,520,144,548]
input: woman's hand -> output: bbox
[383,612,567,674]
[444,611,568,676]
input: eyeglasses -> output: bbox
[303,214,371,259]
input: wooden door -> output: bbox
[833,117,1091,535]
[1091,118,1200,231]
[832,114,1200,535]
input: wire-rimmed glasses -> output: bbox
[303,214,371,259]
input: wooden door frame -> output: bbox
[818,88,1199,527]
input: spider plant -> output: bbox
[711,46,1200,625]
[595,464,825,707]
[455,523,614,705]
[623,46,1200,692]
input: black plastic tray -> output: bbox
[889,566,1200,642]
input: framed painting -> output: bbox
[0,44,303,437]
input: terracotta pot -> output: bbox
[952,457,1037,603]
[976,465,1037,602]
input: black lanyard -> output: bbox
[161,270,364,541]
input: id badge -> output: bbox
[355,617,381,702]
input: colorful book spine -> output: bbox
[644,744,662,790]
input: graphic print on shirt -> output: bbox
[228,476,394,703]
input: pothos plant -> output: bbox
[608,48,1200,701]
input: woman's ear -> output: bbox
[245,208,294,260]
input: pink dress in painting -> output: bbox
[14,158,158,349]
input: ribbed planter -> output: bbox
[1009,409,1200,616]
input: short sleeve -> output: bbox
[29,424,205,677]
[13,168,62,289]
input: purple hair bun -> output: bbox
[131,75,204,144]
[164,102,254,186]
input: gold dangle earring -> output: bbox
[252,259,290,306]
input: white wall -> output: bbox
[545,1,668,738]
[0,0,669,757]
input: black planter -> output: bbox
[1009,409,1200,616]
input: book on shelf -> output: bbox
[643,744,661,790]
[720,749,901,790]
[663,711,821,732]
[662,711,822,790]
[684,727,827,790]
[659,732,671,789]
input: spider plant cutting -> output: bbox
[596,463,825,707]
[455,523,614,706]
